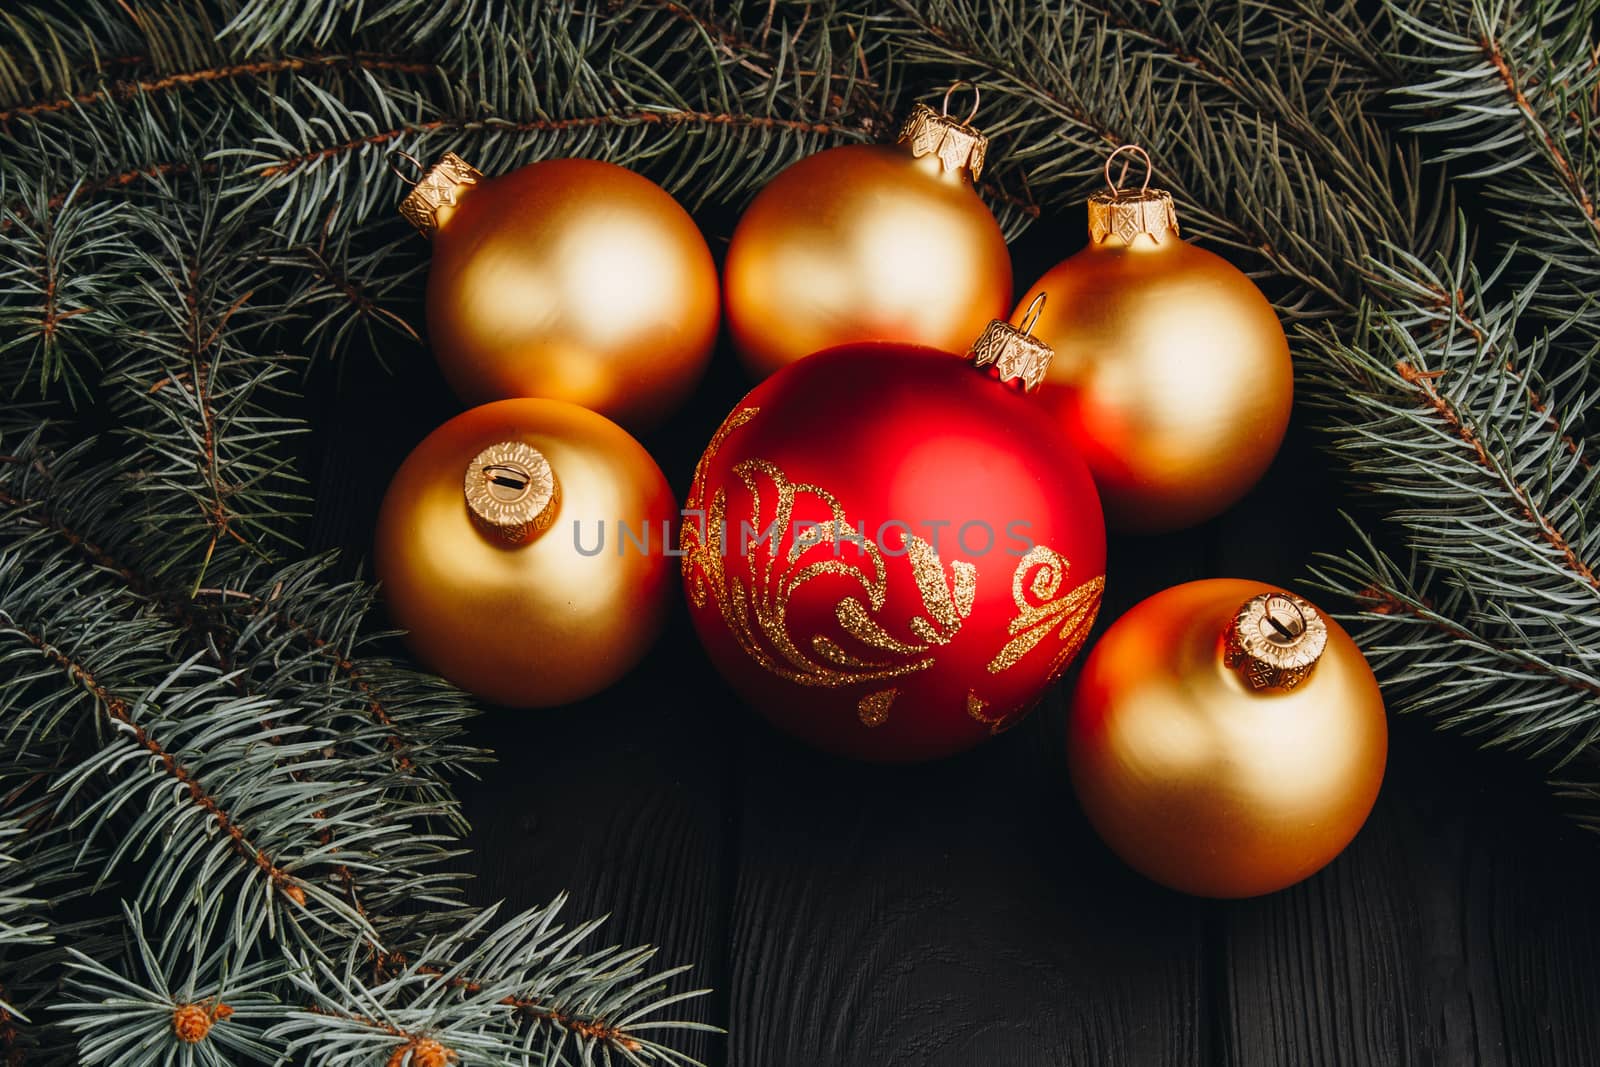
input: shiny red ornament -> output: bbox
[682,337,1107,761]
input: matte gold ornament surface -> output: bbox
[1017,146,1293,533]
[1067,578,1387,899]
[376,398,676,708]
[724,87,1012,381]
[407,154,719,431]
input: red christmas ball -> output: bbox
[682,336,1106,761]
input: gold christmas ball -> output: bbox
[1017,150,1292,533]
[402,154,719,431]
[724,96,1012,380]
[1067,579,1387,898]
[375,398,677,708]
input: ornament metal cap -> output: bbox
[464,441,560,546]
[1087,145,1180,245]
[395,150,483,237]
[896,83,989,181]
[969,292,1053,392]
[1223,591,1329,692]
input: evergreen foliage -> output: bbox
[0,0,1595,1061]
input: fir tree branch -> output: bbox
[4,620,311,907]
[58,905,282,1067]
[251,108,857,181]
[1394,357,1597,592]
[0,484,148,597]
[0,52,439,125]
[276,900,713,1067]
[0,438,484,853]
[1391,0,1600,335]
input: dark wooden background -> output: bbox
[305,215,1600,1067]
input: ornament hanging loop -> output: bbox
[1087,145,1177,244]
[941,80,981,126]
[970,293,1054,393]
[1104,144,1153,197]
[464,441,560,545]
[1018,291,1047,336]
[388,150,426,188]
[482,462,532,496]
[1261,592,1307,644]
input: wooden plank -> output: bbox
[457,630,735,1066]
[1216,719,1600,1067]
[303,244,1600,1067]
[722,534,1214,1067]
[1476,783,1600,1067]
[1211,419,1600,1066]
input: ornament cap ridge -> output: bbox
[464,440,560,546]
[1087,187,1180,245]
[968,292,1053,393]
[1089,144,1179,245]
[1223,591,1329,692]
[896,93,988,181]
[398,151,483,237]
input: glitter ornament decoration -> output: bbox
[1067,579,1387,898]
[398,152,719,431]
[723,84,1013,381]
[376,398,677,707]
[1017,146,1294,533]
[683,297,1106,762]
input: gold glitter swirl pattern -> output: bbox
[858,689,897,727]
[682,409,978,692]
[685,406,1101,727]
[965,690,1016,735]
[985,546,1105,676]
[682,406,760,608]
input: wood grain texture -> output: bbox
[723,713,1207,1067]
[720,528,1219,1067]
[305,224,1600,1067]
[1215,720,1600,1067]
[457,633,735,1064]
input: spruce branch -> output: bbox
[1391,0,1600,336]
[58,905,283,1067]
[0,181,128,404]
[0,438,480,801]
[0,53,441,126]
[275,899,714,1067]
[0,813,117,1062]
[4,0,1600,1060]
[0,817,50,1022]
[106,189,310,589]
[867,0,1600,814]
[1304,246,1600,760]
[0,7,709,1049]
